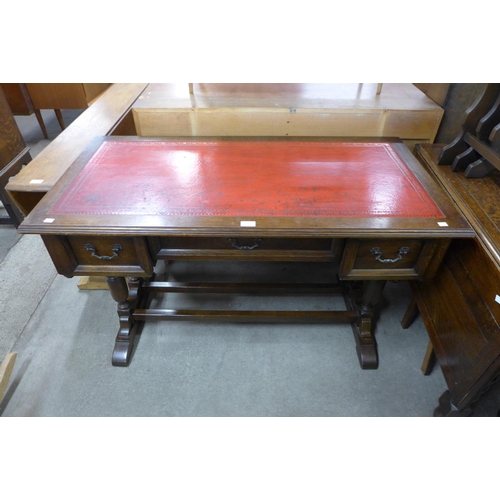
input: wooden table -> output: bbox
[18,137,473,368]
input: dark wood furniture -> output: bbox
[410,143,500,416]
[438,83,500,178]
[18,137,473,370]
[0,87,32,227]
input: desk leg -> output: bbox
[348,280,386,369]
[106,276,134,367]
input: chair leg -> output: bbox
[34,109,49,139]
[54,109,65,130]
[421,341,436,375]
[401,296,419,329]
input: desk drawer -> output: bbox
[42,235,153,277]
[149,236,343,262]
[339,238,450,280]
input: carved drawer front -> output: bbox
[148,236,344,262]
[339,238,448,280]
[42,235,153,277]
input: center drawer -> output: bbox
[148,236,344,262]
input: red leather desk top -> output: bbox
[49,140,444,218]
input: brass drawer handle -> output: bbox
[228,238,262,251]
[370,246,410,264]
[84,243,123,260]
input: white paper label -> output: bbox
[437,222,449,227]
[240,221,256,227]
[43,218,55,223]
[495,295,500,305]
[29,179,44,184]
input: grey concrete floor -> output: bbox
[1,108,498,417]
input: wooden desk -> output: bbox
[18,137,473,369]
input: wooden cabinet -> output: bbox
[412,143,500,416]
[24,83,111,110]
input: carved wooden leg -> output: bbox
[106,276,134,367]
[127,276,144,308]
[433,390,473,417]
[348,280,386,369]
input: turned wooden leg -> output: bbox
[127,276,144,307]
[106,276,134,367]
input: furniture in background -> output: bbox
[438,83,500,178]
[189,83,385,94]
[0,83,112,139]
[0,84,49,139]
[135,84,443,151]
[0,86,32,227]
[409,142,500,416]
[5,83,146,217]
[402,85,500,415]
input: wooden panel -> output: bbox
[0,87,26,166]
[0,83,34,114]
[413,84,451,107]
[415,239,500,407]
[151,236,340,261]
[82,83,111,104]
[26,83,89,109]
[383,110,443,141]
[133,108,446,140]
[133,83,444,142]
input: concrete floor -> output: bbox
[1,107,498,417]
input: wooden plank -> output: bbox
[135,83,443,111]
[0,352,17,402]
[133,83,443,141]
[6,83,149,215]
[133,308,357,322]
[77,276,109,290]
